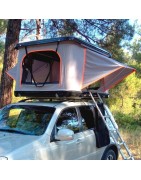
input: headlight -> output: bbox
[0,156,8,160]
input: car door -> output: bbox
[78,105,100,160]
[49,107,91,160]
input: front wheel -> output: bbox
[102,149,117,160]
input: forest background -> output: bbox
[0,19,141,159]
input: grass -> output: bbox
[118,128,141,160]
[113,112,141,160]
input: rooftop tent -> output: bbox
[7,37,135,97]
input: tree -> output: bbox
[44,19,134,56]
[0,19,7,61]
[128,39,141,62]
[123,21,141,62]
[106,36,141,129]
[36,19,41,40]
[0,19,21,108]
[20,19,134,59]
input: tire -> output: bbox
[102,149,117,160]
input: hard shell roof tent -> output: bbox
[7,36,135,97]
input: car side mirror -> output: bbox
[55,128,74,141]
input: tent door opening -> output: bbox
[21,50,61,87]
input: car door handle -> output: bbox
[76,139,83,144]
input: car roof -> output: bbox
[11,100,94,109]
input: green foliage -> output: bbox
[126,38,141,62]
[109,70,141,111]
[99,20,134,60]
[0,19,7,34]
[106,24,141,130]
[115,112,141,131]
[107,59,141,130]
[56,20,78,36]
[132,40,141,61]
[0,41,4,54]
[125,22,141,62]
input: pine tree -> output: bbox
[0,20,21,108]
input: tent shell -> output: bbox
[7,37,135,97]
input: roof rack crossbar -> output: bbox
[18,91,109,103]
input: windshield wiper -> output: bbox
[0,128,32,135]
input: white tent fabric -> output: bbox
[83,49,135,91]
[7,39,135,96]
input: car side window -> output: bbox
[79,106,96,131]
[56,108,79,133]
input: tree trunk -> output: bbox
[0,19,21,108]
[36,19,41,40]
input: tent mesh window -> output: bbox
[21,51,60,87]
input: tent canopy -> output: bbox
[7,36,135,97]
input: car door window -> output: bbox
[56,108,79,133]
[79,106,96,131]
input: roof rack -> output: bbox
[81,91,109,99]
[18,90,109,103]
[15,89,109,99]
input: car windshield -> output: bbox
[0,105,55,136]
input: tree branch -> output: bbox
[20,28,36,41]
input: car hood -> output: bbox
[0,131,40,156]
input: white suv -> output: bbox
[0,100,118,160]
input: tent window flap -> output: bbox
[21,50,60,86]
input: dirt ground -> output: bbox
[118,129,141,160]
